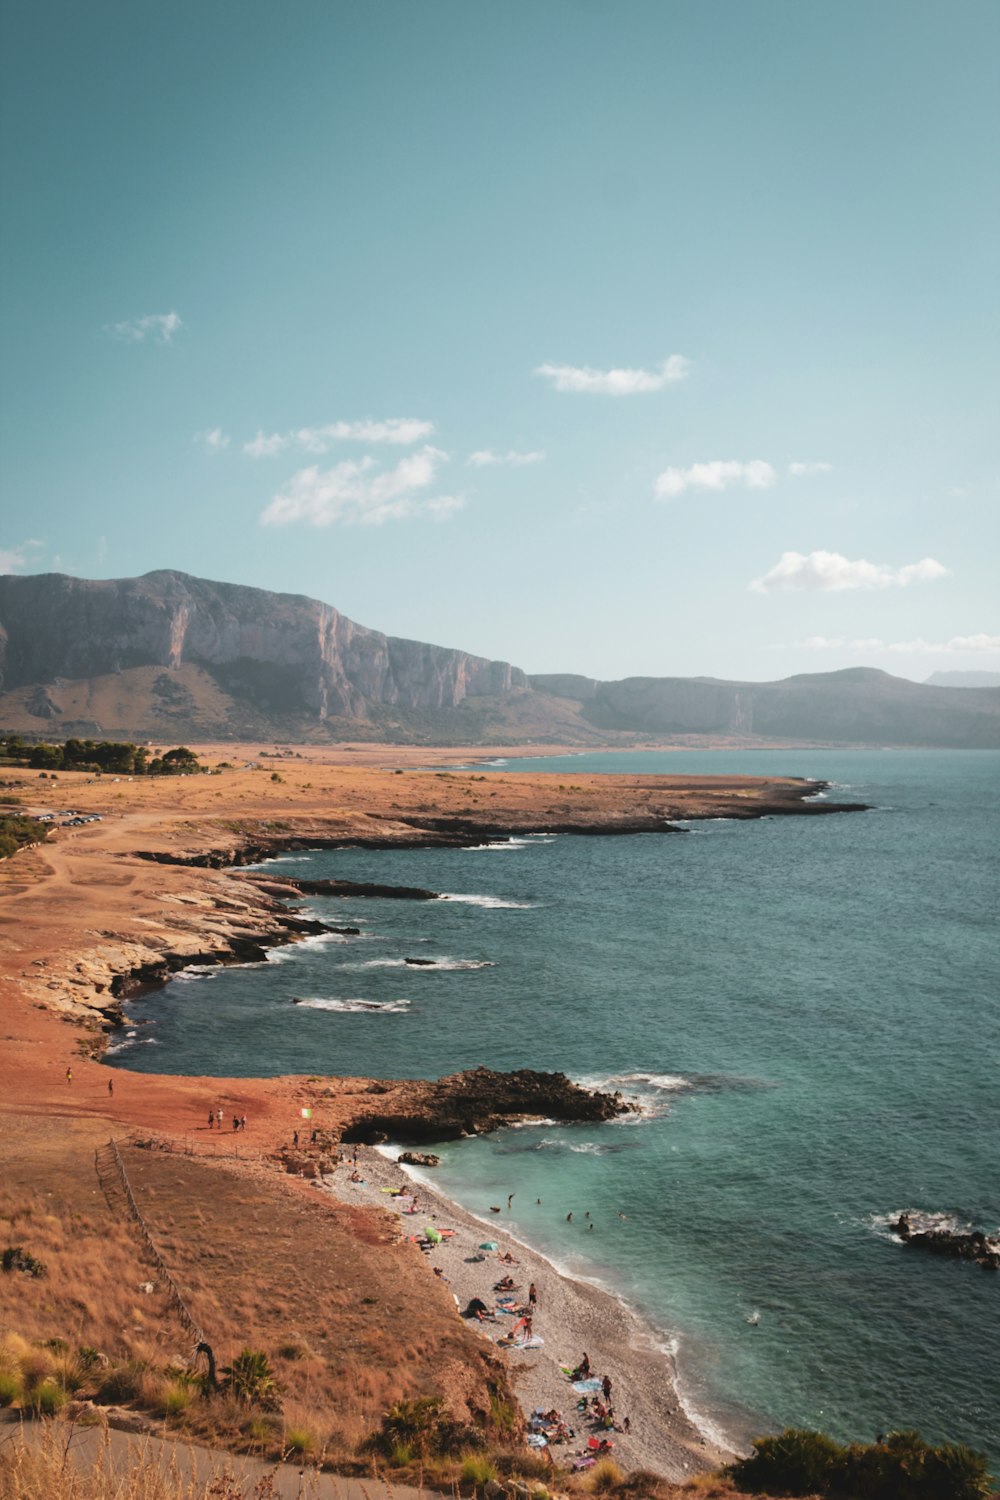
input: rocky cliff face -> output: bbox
[0,571,525,721]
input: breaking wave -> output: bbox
[292,997,411,1014]
[438,893,536,909]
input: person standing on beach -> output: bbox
[602,1374,612,1402]
[528,1282,537,1309]
[66,1067,72,1084]
[107,1078,113,1096]
[208,1109,214,1129]
[217,1108,223,1128]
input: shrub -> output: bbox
[588,1457,626,1492]
[0,1369,22,1407]
[461,1453,498,1486]
[162,1379,193,1417]
[18,1347,54,1388]
[487,1380,519,1434]
[729,1428,995,1500]
[730,1429,845,1495]
[367,1396,461,1460]
[95,1360,147,1405]
[1,1244,47,1277]
[221,1349,279,1409]
[276,1339,308,1361]
[25,1378,66,1417]
[284,1426,315,1456]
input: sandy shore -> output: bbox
[333,1144,730,1480]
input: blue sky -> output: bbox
[1,0,997,682]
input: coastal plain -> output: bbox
[0,745,862,1481]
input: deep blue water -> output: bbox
[112,750,1000,1463]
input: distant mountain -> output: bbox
[925,670,1000,689]
[1,571,998,747]
[530,668,1000,749]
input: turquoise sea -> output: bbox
[112,750,1000,1463]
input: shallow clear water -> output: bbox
[113,749,1000,1461]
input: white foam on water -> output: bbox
[266,932,347,964]
[461,839,532,851]
[339,956,494,971]
[292,997,411,1014]
[439,893,536,909]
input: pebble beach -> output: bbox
[332,1144,730,1481]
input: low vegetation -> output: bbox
[728,1428,995,1500]
[0,813,48,859]
[0,734,201,775]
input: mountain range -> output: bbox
[0,570,997,748]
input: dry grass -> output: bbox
[0,1418,332,1499]
[0,1133,514,1475]
[0,1179,192,1372]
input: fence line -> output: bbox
[104,1137,207,1353]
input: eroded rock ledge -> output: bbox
[337,1066,636,1144]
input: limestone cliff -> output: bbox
[0,570,525,723]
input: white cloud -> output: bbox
[107,311,184,344]
[260,446,462,527]
[535,355,690,395]
[655,459,777,500]
[467,449,545,468]
[752,550,949,593]
[790,634,1000,655]
[0,539,43,573]
[244,430,288,458]
[244,417,433,458]
[195,427,230,452]
[788,461,833,476]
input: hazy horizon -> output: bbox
[1,1,997,684]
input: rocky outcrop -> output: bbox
[339,1066,636,1144]
[892,1213,1000,1271]
[398,1151,441,1166]
[0,570,526,722]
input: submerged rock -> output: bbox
[892,1212,1000,1271]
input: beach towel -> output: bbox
[512,1335,544,1348]
[526,1434,548,1449]
[571,1378,602,1393]
[572,1457,596,1471]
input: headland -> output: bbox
[0,743,867,1480]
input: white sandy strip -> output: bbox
[323,1146,731,1482]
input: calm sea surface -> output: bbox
[113,750,1000,1462]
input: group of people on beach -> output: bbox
[207,1107,246,1131]
[455,1245,631,1468]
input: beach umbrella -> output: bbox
[424,1226,442,1244]
[479,1241,499,1251]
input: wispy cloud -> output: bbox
[787,634,1000,654]
[244,418,434,458]
[655,459,777,500]
[788,461,833,477]
[260,446,462,527]
[0,539,44,573]
[106,311,184,344]
[752,550,949,593]
[195,427,230,452]
[535,356,690,395]
[467,449,545,468]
